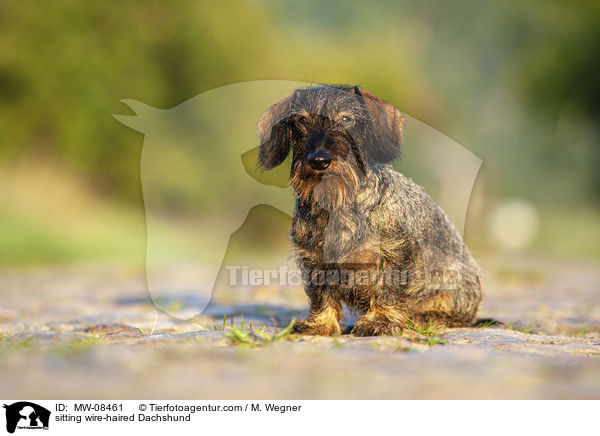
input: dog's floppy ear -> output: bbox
[257,94,295,169]
[353,86,405,163]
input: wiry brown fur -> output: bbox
[258,85,483,336]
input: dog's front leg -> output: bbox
[293,287,342,336]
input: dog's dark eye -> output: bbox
[339,115,354,126]
[296,115,309,126]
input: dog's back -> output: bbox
[372,165,483,325]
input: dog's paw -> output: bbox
[292,318,341,336]
[351,318,403,337]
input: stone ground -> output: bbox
[0,254,599,399]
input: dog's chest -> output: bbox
[292,201,378,265]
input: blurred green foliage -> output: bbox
[0,0,599,263]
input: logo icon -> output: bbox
[3,402,50,434]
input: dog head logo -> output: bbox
[113,80,481,318]
[3,402,50,433]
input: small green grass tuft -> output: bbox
[405,319,443,336]
[65,335,105,349]
[475,319,499,328]
[77,335,104,346]
[225,319,296,348]
[573,327,593,337]
[426,336,448,346]
[190,318,210,331]
[505,323,537,334]
[192,313,251,332]
[51,335,105,357]
[191,314,241,331]
[0,336,37,350]
[12,337,37,349]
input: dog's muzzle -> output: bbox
[307,151,332,171]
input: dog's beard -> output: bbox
[291,159,361,211]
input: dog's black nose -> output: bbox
[307,151,332,170]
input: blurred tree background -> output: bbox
[0,0,599,264]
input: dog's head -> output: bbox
[257,85,405,209]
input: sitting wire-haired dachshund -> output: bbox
[257,85,482,336]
